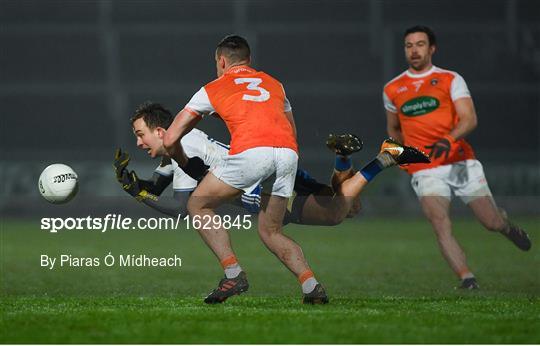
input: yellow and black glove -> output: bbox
[113,148,130,183]
[119,170,158,202]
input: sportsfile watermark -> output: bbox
[40,214,253,233]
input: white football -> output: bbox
[38,164,79,204]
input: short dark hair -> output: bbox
[130,101,173,130]
[216,34,251,63]
[404,25,437,46]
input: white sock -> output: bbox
[301,277,318,294]
[461,272,475,280]
[224,264,242,279]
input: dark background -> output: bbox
[1,0,539,213]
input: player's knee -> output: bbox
[428,215,452,237]
[325,213,344,226]
[257,225,282,242]
[258,231,274,247]
[187,198,203,215]
[187,195,216,215]
[320,201,349,225]
[433,227,452,240]
[426,210,450,226]
[257,229,270,244]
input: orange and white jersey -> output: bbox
[184,65,297,155]
[383,65,476,174]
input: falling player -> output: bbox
[115,96,428,303]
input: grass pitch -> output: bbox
[1,218,539,343]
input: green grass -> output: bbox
[1,218,539,343]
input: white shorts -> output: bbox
[411,159,493,204]
[211,147,298,198]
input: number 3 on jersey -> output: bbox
[234,78,270,102]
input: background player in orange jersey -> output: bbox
[383,25,531,289]
[162,35,327,304]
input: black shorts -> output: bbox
[284,169,328,225]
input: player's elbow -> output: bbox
[469,116,478,131]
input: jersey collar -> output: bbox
[226,65,256,75]
[406,65,437,78]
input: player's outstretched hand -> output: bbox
[119,169,141,198]
[425,137,451,160]
[113,148,130,182]
[183,156,209,182]
[119,170,157,202]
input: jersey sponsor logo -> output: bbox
[400,96,440,116]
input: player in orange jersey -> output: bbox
[383,25,531,289]
[162,35,327,304]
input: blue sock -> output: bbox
[360,159,384,182]
[335,156,352,171]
